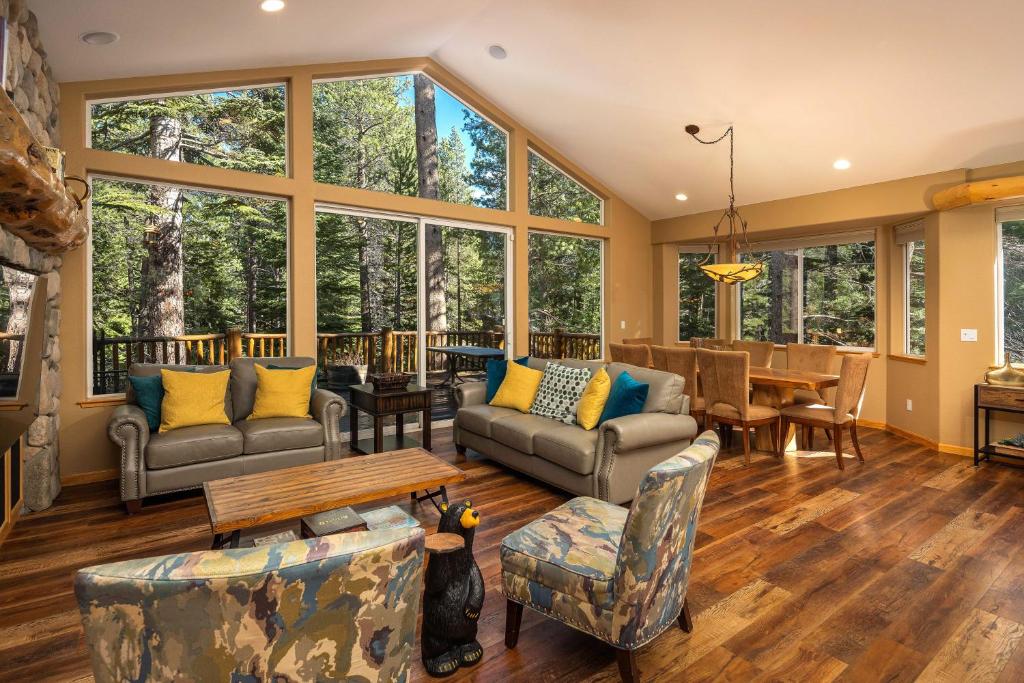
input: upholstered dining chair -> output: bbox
[731,340,775,367]
[697,348,780,464]
[779,352,872,470]
[622,336,654,346]
[787,343,837,405]
[651,345,703,425]
[501,432,720,683]
[609,342,652,367]
[75,528,425,683]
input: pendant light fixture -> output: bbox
[685,124,764,284]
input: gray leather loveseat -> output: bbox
[453,358,698,504]
[109,357,346,512]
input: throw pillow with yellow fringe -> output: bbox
[250,364,317,420]
[489,361,543,413]
[159,369,231,432]
[576,367,612,430]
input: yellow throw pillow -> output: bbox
[490,361,544,413]
[577,367,612,430]
[249,364,317,420]
[159,369,231,433]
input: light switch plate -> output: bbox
[906,399,913,411]
[620,320,626,330]
[961,328,978,342]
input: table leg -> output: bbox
[373,416,384,453]
[228,529,241,549]
[422,407,432,450]
[211,533,223,550]
[349,405,359,450]
[396,412,404,444]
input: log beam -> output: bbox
[932,175,1024,211]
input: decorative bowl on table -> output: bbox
[369,372,409,392]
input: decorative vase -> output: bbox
[985,353,1024,386]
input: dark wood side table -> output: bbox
[973,383,1024,466]
[349,383,432,455]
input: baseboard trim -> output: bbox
[61,468,118,486]
[864,421,974,457]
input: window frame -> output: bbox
[677,244,718,342]
[996,205,1024,364]
[901,240,925,357]
[86,172,292,398]
[312,71,512,212]
[735,230,878,352]
[86,81,291,178]
[527,148,605,226]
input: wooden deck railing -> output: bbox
[92,327,601,394]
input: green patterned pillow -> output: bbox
[529,362,593,425]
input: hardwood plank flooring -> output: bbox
[2,427,1024,681]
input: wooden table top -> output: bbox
[203,448,465,534]
[748,367,839,390]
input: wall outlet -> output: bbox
[620,320,626,330]
[906,399,913,411]
[961,328,978,342]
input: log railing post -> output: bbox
[226,327,242,363]
[382,327,395,373]
[554,328,565,359]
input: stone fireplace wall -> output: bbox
[3,0,64,510]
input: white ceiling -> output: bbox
[28,0,1024,220]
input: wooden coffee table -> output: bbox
[203,448,466,549]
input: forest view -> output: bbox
[88,75,603,391]
[740,240,876,348]
[678,252,716,339]
[1003,221,1024,362]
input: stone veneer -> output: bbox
[2,0,64,510]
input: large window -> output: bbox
[313,75,508,210]
[896,220,926,356]
[90,177,287,394]
[678,250,716,340]
[998,208,1024,363]
[528,150,603,225]
[89,85,287,176]
[740,234,876,349]
[528,232,602,359]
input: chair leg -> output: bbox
[741,425,751,465]
[776,418,787,458]
[825,428,833,443]
[615,649,640,683]
[678,597,693,633]
[807,427,815,450]
[834,425,845,470]
[769,420,779,457]
[505,600,524,649]
[850,420,865,462]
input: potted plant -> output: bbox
[325,352,368,392]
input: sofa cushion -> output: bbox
[235,417,324,455]
[456,404,520,438]
[230,357,316,422]
[491,414,556,454]
[145,424,243,470]
[607,362,684,414]
[533,422,599,475]
[128,363,232,423]
[160,369,232,432]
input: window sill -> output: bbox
[78,395,127,408]
[888,354,927,365]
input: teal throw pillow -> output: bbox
[598,371,650,425]
[128,367,197,431]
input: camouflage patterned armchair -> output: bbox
[500,432,719,683]
[75,527,425,683]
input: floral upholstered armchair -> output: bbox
[75,527,425,683]
[500,431,720,683]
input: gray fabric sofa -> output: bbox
[109,357,346,512]
[453,358,698,504]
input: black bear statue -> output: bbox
[421,499,484,677]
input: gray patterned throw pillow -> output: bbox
[530,362,593,424]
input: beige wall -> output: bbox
[57,57,653,479]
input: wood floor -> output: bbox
[2,426,1024,682]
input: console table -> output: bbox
[973,383,1024,466]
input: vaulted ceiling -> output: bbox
[28,0,1024,220]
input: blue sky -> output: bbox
[398,78,479,164]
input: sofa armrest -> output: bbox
[108,405,150,502]
[600,412,699,452]
[312,389,347,460]
[455,381,487,408]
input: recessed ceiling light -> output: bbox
[833,158,851,170]
[488,45,508,60]
[260,0,286,12]
[79,31,119,46]
[675,193,688,201]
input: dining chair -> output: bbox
[697,349,780,464]
[501,432,721,683]
[622,336,654,346]
[650,345,703,425]
[609,342,652,367]
[786,343,837,405]
[779,353,872,470]
[731,340,775,367]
